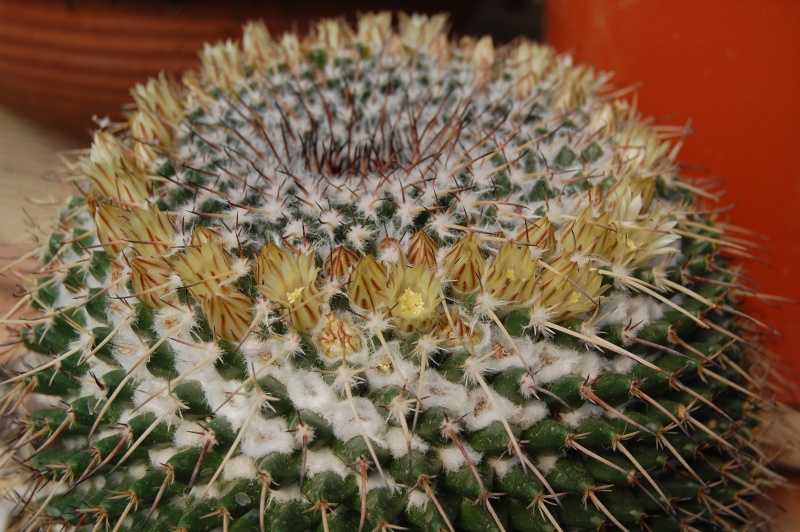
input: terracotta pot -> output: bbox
[0,0,479,137]
[544,0,800,400]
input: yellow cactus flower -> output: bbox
[514,217,555,258]
[255,242,322,331]
[129,109,173,169]
[120,205,175,258]
[171,227,253,341]
[385,262,442,334]
[483,241,538,306]
[536,256,608,321]
[79,131,149,205]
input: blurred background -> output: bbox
[0,0,799,519]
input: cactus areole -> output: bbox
[2,13,781,531]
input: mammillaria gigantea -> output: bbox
[0,13,783,531]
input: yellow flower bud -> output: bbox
[443,232,485,294]
[515,217,555,258]
[130,256,173,309]
[171,227,254,341]
[349,254,388,312]
[317,313,362,360]
[324,245,359,281]
[91,201,128,256]
[406,230,439,269]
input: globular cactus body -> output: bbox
[1,13,780,531]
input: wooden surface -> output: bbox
[1,104,800,528]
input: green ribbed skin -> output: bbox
[1,13,779,531]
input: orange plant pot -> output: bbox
[544,0,800,399]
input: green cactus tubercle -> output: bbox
[2,12,780,531]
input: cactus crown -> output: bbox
[1,12,780,531]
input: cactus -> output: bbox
[0,13,783,531]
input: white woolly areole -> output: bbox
[221,454,258,481]
[437,442,483,474]
[149,447,178,469]
[365,473,400,493]
[491,456,521,479]
[280,367,339,417]
[241,416,296,458]
[202,377,252,430]
[132,377,183,421]
[407,489,431,511]
[463,387,522,431]
[527,341,603,385]
[170,339,220,376]
[385,426,430,459]
[365,345,420,389]
[268,484,308,505]
[418,370,470,417]
[559,404,606,428]
[510,400,549,428]
[329,396,386,444]
[305,448,350,479]
[599,294,665,328]
[536,452,561,475]
[610,354,638,374]
[172,420,210,448]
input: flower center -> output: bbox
[398,287,425,317]
[286,287,304,305]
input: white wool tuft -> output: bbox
[463,387,522,432]
[221,454,257,481]
[171,340,219,376]
[418,370,470,417]
[280,367,339,417]
[172,420,211,448]
[384,427,430,459]
[305,448,350,479]
[132,377,183,422]
[268,484,308,505]
[535,452,561,475]
[329,396,385,444]
[406,489,430,510]
[510,399,549,429]
[437,442,482,474]
[149,447,178,468]
[491,456,520,479]
[154,305,197,339]
[559,404,605,428]
[202,378,253,430]
[241,416,296,458]
[610,354,638,374]
[528,341,602,384]
[365,473,399,493]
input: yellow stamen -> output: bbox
[399,288,425,318]
[286,287,304,305]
